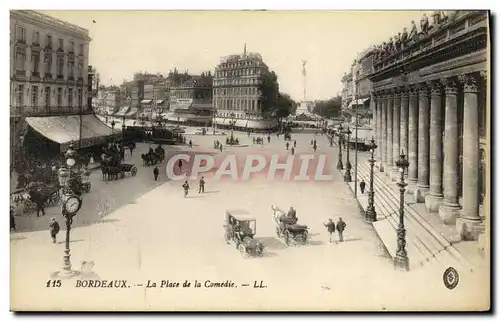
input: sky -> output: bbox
[42,10,429,101]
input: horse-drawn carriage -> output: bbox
[271,205,308,246]
[12,181,61,215]
[141,146,165,166]
[224,210,265,258]
[100,145,137,181]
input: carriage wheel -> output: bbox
[237,243,247,257]
[301,230,308,244]
[131,166,137,176]
[284,230,290,246]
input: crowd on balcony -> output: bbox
[372,11,462,63]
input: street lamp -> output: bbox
[230,112,236,144]
[344,126,352,182]
[336,124,344,170]
[110,120,116,143]
[366,138,377,222]
[394,149,410,271]
[52,141,82,279]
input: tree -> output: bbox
[313,95,342,118]
[258,70,279,117]
[275,92,295,119]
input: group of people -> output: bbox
[181,177,206,198]
[323,217,347,243]
[213,140,224,152]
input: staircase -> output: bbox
[343,162,474,272]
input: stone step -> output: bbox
[355,162,474,271]
[357,163,474,271]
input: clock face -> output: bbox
[65,196,81,214]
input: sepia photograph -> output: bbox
[7,7,491,312]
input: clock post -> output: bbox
[51,141,83,279]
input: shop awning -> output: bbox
[234,120,248,127]
[125,108,137,118]
[155,100,165,105]
[141,100,153,105]
[348,98,369,108]
[191,103,213,109]
[26,114,116,150]
[114,106,131,117]
[247,119,278,129]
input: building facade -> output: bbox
[10,10,93,162]
[369,11,488,240]
[213,51,277,130]
[167,76,213,125]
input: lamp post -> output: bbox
[110,120,116,143]
[394,149,410,271]
[230,112,236,144]
[344,126,352,182]
[52,141,82,279]
[336,124,344,170]
[366,138,377,222]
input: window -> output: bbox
[68,61,74,77]
[77,88,82,107]
[32,52,40,73]
[45,87,51,107]
[17,85,24,105]
[78,63,83,78]
[16,25,26,42]
[15,50,25,70]
[57,58,64,76]
[57,88,62,107]
[70,41,75,52]
[58,38,64,50]
[31,86,38,107]
[46,35,52,48]
[45,53,52,74]
[32,31,40,44]
[79,44,84,55]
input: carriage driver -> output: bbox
[233,221,245,242]
[287,206,297,220]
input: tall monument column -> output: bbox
[415,84,430,202]
[392,90,401,181]
[425,81,444,212]
[377,94,384,171]
[381,92,387,172]
[407,86,419,191]
[400,87,409,178]
[438,78,461,224]
[386,90,394,176]
[456,73,483,240]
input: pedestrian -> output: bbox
[198,176,205,193]
[293,140,297,148]
[313,144,317,152]
[323,218,335,243]
[189,140,193,148]
[10,206,16,232]
[267,136,271,143]
[182,180,190,198]
[220,144,223,152]
[49,217,60,244]
[360,179,366,194]
[336,217,346,242]
[33,193,46,217]
[153,166,159,181]
[310,139,313,146]
[291,147,295,155]
[286,142,289,150]
[178,159,183,172]
[253,137,256,144]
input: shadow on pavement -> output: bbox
[258,251,278,258]
[343,237,363,243]
[203,190,220,194]
[187,195,205,199]
[306,240,325,246]
[57,239,84,245]
[255,237,288,250]
[10,235,27,241]
[98,218,121,224]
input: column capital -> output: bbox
[408,85,419,98]
[426,80,442,96]
[416,83,429,96]
[459,73,479,93]
[480,70,488,81]
[440,78,459,95]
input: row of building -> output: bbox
[339,10,488,241]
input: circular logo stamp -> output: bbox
[443,267,459,290]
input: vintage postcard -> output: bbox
[9,9,490,311]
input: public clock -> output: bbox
[64,195,82,215]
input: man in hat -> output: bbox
[336,217,346,242]
[324,218,336,243]
[49,217,60,243]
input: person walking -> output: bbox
[293,140,297,148]
[286,142,289,150]
[360,179,366,194]
[336,217,346,242]
[198,176,205,193]
[10,206,16,232]
[33,193,46,217]
[323,218,336,243]
[153,166,159,181]
[189,140,193,148]
[182,181,190,198]
[49,217,60,244]
[267,135,271,143]
[291,147,295,155]
[178,159,183,173]
[313,143,317,152]
[220,144,223,152]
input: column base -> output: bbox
[456,216,484,241]
[438,203,461,225]
[424,194,444,213]
[50,269,81,279]
[414,185,429,203]
[379,163,385,172]
[393,255,410,271]
[406,179,418,194]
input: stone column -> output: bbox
[407,86,419,190]
[377,94,383,171]
[425,81,444,212]
[456,74,483,240]
[386,91,394,176]
[438,78,461,224]
[372,93,377,154]
[381,93,387,172]
[400,88,409,178]
[392,91,401,180]
[415,84,430,202]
